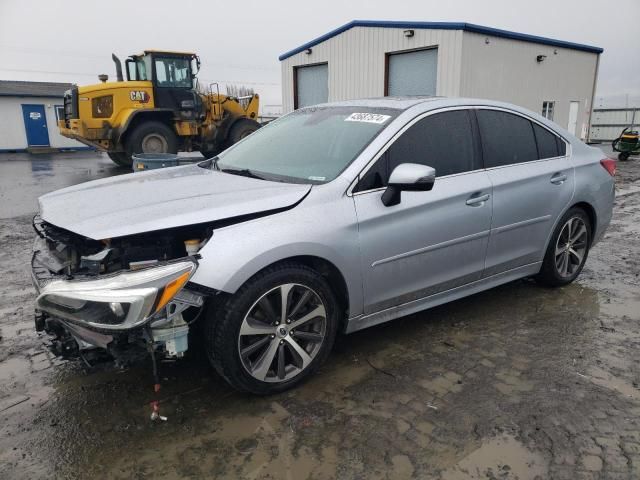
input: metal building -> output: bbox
[0,81,88,152]
[590,108,638,141]
[279,21,602,140]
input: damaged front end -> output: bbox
[31,215,209,367]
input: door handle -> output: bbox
[466,193,490,206]
[550,173,567,185]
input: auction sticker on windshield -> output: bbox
[345,113,391,124]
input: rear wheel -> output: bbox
[226,118,261,147]
[205,263,339,394]
[536,207,591,287]
[618,152,630,161]
[124,121,178,163]
[107,152,132,167]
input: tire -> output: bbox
[124,121,178,160]
[618,152,630,161]
[205,263,339,395]
[107,152,132,168]
[535,207,592,287]
[226,118,261,147]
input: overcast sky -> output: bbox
[1,0,638,112]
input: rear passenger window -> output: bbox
[533,123,559,159]
[355,110,476,192]
[477,110,538,167]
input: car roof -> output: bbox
[312,96,534,113]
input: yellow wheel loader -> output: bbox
[58,51,261,167]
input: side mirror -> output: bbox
[381,163,436,207]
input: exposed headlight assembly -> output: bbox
[36,260,196,331]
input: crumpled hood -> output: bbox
[38,164,311,239]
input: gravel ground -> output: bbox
[0,149,638,479]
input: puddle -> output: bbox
[441,435,547,479]
[586,365,640,401]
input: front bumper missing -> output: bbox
[32,233,198,334]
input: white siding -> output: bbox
[281,27,464,113]
[0,96,85,150]
[590,108,640,141]
[459,32,599,139]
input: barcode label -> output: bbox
[345,113,391,124]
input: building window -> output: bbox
[542,101,555,121]
[55,105,64,122]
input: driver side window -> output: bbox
[354,110,477,192]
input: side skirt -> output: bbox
[344,262,542,334]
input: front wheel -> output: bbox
[618,152,630,161]
[536,207,591,287]
[205,263,339,394]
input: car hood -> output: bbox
[38,164,311,239]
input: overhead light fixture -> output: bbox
[536,55,547,63]
[403,29,414,38]
[305,48,312,55]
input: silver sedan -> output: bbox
[32,97,616,394]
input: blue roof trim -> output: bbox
[278,20,603,60]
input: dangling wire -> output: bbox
[145,326,167,421]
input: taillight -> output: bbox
[600,158,616,177]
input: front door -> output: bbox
[476,108,574,276]
[568,101,579,136]
[353,109,492,314]
[21,104,50,147]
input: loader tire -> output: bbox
[226,118,261,148]
[107,152,133,168]
[125,121,178,159]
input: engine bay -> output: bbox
[33,215,212,278]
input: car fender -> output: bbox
[189,186,364,317]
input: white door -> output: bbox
[387,48,438,96]
[295,64,328,109]
[568,101,579,135]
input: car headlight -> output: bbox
[36,260,196,330]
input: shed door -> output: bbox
[387,48,438,96]
[295,63,328,109]
[21,104,50,147]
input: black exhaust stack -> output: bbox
[112,54,124,82]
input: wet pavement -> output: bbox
[0,149,639,479]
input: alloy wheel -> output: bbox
[554,216,588,278]
[238,283,327,383]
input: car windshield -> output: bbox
[214,107,398,184]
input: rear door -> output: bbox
[353,109,493,314]
[477,108,574,277]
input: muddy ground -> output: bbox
[0,150,639,479]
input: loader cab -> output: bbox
[126,51,202,118]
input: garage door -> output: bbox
[295,63,328,108]
[387,48,438,96]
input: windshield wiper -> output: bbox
[220,167,265,180]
